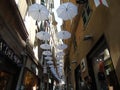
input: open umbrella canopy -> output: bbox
[28,3,49,21]
[36,31,50,40]
[56,56,63,60]
[56,2,78,20]
[43,66,47,74]
[56,51,65,56]
[48,65,54,68]
[45,56,52,60]
[56,43,67,50]
[57,31,71,39]
[56,61,63,65]
[47,61,53,64]
[42,51,52,55]
[40,43,51,49]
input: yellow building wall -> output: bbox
[63,0,120,89]
[74,0,120,85]
[104,0,120,83]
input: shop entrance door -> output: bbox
[87,36,120,90]
[75,65,82,90]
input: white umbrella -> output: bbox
[48,65,54,68]
[57,64,63,67]
[43,51,52,55]
[45,56,52,60]
[57,31,71,39]
[36,31,50,40]
[56,61,63,65]
[59,64,64,66]
[56,43,67,50]
[43,66,47,74]
[56,56,63,60]
[28,3,49,21]
[40,43,51,49]
[47,61,53,64]
[56,51,65,56]
[56,2,78,20]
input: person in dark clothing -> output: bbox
[98,61,108,90]
[97,71,108,90]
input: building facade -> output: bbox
[0,0,43,90]
[62,0,120,90]
[0,0,28,89]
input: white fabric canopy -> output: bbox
[56,2,78,20]
[28,3,49,21]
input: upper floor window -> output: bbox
[82,1,92,27]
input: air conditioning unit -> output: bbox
[76,0,88,4]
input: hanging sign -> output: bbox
[0,39,22,65]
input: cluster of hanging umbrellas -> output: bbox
[28,2,78,80]
[28,2,78,21]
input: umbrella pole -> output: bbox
[36,21,40,31]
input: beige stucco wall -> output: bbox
[17,0,28,20]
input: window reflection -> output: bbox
[0,71,10,90]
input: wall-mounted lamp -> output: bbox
[71,61,77,64]
[83,35,93,41]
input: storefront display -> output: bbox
[0,71,11,90]
[0,38,21,89]
[87,37,119,90]
[22,69,38,90]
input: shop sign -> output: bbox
[0,39,22,65]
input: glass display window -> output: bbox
[22,70,38,90]
[0,71,11,90]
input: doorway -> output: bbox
[75,65,82,90]
[87,36,120,90]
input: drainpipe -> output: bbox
[16,51,27,90]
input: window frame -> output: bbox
[82,1,92,28]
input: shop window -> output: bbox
[82,1,91,27]
[23,70,38,90]
[92,48,119,90]
[87,36,120,90]
[0,71,11,90]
